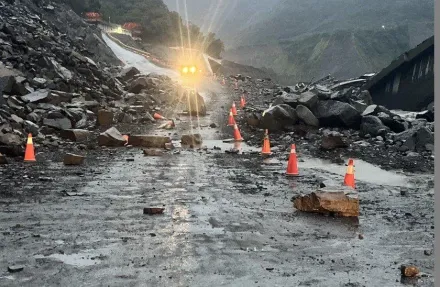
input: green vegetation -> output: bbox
[225,26,412,82]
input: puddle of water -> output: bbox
[34,249,106,267]
[300,157,411,187]
[392,109,427,122]
[173,139,259,154]
[0,276,14,280]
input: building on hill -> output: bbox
[363,36,434,111]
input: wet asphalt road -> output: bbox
[0,37,435,287]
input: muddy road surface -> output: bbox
[0,36,434,287]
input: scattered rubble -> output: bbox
[225,74,434,172]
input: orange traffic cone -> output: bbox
[286,144,299,176]
[344,159,356,189]
[233,124,244,142]
[228,109,236,126]
[24,133,36,162]
[240,95,246,108]
[153,113,166,120]
[261,129,272,156]
[231,102,237,116]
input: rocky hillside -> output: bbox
[224,26,412,81]
[166,0,434,81]
[162,0,279,49]
[0,0,182,158]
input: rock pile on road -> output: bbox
[224,74,434,172]
[0,0,182,159]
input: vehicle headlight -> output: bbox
[190,66,196,73]
[182,67,188,74]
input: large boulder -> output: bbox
[378,115,408,133]
[118,66,140,82]
[60,129,91,142]
[23,120,39,136]
[0,76,15,104]
[293,187,359,217]
[98,127,126,147]
[0,132,24,156]
[397,126,434,152]
[273,93,301,107]
[313,100,361,129]
[260,104,298,131]
[296,105,319,127]
[298,91,318,110]
[97,110,114,126]
[128,77,157,93]
[186,91,206,116]
[43,117,72,130]
[360,116,390,137]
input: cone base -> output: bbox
[234,138,244,142]
[24,159,36,162]
[261,152,272,156]
[286,173,300,177]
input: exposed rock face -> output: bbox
[293,188,359,217]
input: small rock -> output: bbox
[63,153,85,166]
[400,265,419,277]
[424,250,432,256]
[128,135,171,148]
[320,135,348,150]
[8,265,24,273]
[143,207,165,215]
[358,234,364,240]
[209,123,217,128]
[0,153,7,164]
